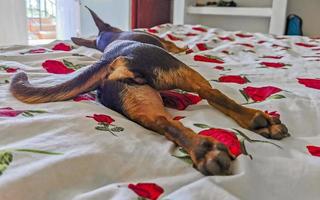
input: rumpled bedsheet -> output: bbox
[0,24,320,200]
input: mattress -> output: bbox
[0,24,320,200]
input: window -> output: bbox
[26,0,57,44]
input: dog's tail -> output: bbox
[10,63,108,104]
[85,6,122,33]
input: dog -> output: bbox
[71,6,187,54]
[10,8,289,176]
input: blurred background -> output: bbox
[0,0,319,46]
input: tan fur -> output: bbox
[107,57,135,80]
[158,37,188,54]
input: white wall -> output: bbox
[79,0,131,37]
[187,0,319,36]
[0,0,28,45]
[56,0,81,40]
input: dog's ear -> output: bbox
[71,37,96,48]
[85,6,122,33]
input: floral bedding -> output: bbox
[1,24,320,200]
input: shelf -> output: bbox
[187,6,273,18]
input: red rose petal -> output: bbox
[194,55,224,64]
[219,36,234,41]
[185,33,198,37]
[262,56,283,59]
[128,183,164,200]
[160,91,201,110]
[237,43,254,48]
[192,27,207,32]
[295,43,318,48]
[306,145,320,157]
[199,128,241,157]
[73,93,96,102]
[235,33,253,38]
[52,43,72,51]
[218,75,248,84]
[196,43,208,51]
[265,110,280,118]
[213,66,225,70]
[173,116,185,120]
[297,78,320,90]
[86,114,115,124]
[167,34,182,41]
[261,62,286,68]
[0,107,23,117]
[5,67,18,73]
[243,86,282,102]
[147,28,158,34]
[42,60,75,74]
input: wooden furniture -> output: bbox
[131,0,171,29]
[173,0,288,35]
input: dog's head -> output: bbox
[71,6,122,51]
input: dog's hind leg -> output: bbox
[155,65,289,140]
[113,83,234,175]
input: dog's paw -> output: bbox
[189,136,233,176]
[249,112,290,140]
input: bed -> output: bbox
[1,24,320,200]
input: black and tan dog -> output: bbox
[10,8,289,176]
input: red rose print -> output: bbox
[237,43,254,48]
[147,28,158,34]
[196,43,208,51]
[219,36,234,41]
[86,114,115,124]
[0,107,23,117]
[128,183,164,200]
[52,43,72,51]
[272,44,290,50]
[306,145,320,157]
[167,34,182,41]
[73,93,96,102]
[235,33,253,38]
[194,55,224,64]
[186,49,194,54]
[160,90,201,110]
[218,75,248,84]
[258,40,267,44]
[5,67,18,73]
[297,78,320,90]
[242,86,282,102]
[173,116,185,120]
[213,66,225,70]
[260,62,287,68]
[42,60,75,74]
[30,48,47,53]
[262,56,283,59]
[185,33,198,37]
[295,43,318,48]
[265,110,280,118]
[312,48,320,51]
[192,27,207,32]
[199,128,241,157]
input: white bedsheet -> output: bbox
[1,24,320,200]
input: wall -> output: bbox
[0,0,28,45]
[287,0,320,36]
[188,0,319,36]
[79,0,131,37]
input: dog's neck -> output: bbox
[96,31,119,51]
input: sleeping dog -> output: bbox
[10,8,289,176]
[71,6,187,54]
